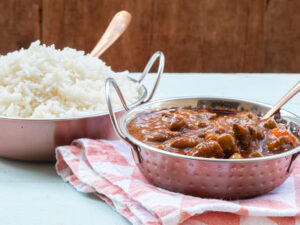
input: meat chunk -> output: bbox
[197,119,209,128]
[248,125,264,140]
[186,122,198,130]
[229,153,243,159]
[169,115,186,131]
[170,136,199,149]
[146,131,169,142]
[203,112,217,120]
[205,133,218,141]
[146,130,180,142]
[260,118,277,129]
[233,123,251,148]
[246,112,254,119]
[188,140,224,158]
[217,133,237,156]
[249,152,264,157]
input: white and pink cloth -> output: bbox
[56,139,300,225]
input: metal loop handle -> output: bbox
[105,51,165,142]
[105,77,143,163]
[105,77,129,140]
[137,51,165,103]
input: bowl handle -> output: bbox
[134,51,165,103]
[105,50,165,138]
[287,152,299,173]
[106,77,130,140]
[106,77,143,163]
[105,51,165,163]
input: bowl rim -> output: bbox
[0,82,147,122]
[121,96,300,163]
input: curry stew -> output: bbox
[127,107,299,159]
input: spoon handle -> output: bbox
[262,81,300,120]
[90,11,132,57]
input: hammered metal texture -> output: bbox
[135,146,296,199]
[121,97,300,199]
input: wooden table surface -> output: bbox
[0,73,299,225]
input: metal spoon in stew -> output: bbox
[262,81,300,120]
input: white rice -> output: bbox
[0,41,142,119]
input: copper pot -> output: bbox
[106,80,300,199]
[0,51,165,162]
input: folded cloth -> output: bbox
[56,139,300,225]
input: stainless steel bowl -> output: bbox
[106,80,300,199]
[0,52,165,162]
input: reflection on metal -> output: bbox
[111,96,300,199]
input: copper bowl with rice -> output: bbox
[0,42,164,161]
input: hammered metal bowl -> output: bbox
[106,84,300,199]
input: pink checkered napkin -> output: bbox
[56,139,300,225]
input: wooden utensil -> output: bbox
[90,10,132,57]
[262,81,300,120]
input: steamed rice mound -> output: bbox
[0,41,142,118]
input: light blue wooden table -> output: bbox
[0,74,299,225]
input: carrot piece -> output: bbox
[270,128,298,146]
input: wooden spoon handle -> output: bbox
[262,81,300,120]
[90,11,132,57]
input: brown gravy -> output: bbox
[127,107,299,159]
